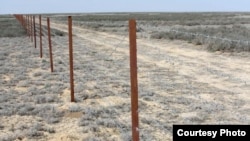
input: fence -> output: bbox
[13,14,139,141]
[10,13,250,140]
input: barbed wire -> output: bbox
[72,20,129,57]
[14,16,250,138]
[66,21,132,134]
[13,17,179,138]
[36,20,127,64]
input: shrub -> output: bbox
[36,105,64,124]
[51,29,66,36]
[96,119,117,128]
[34,95,46,104]
[17,104,35,116]
[33,72,43,77]
[0,105,14,116]
[69,105,82,112]
[0,134,16,141]
[150,32,169,39]
[0,124,4,130]
[34,95,57,104]
[26,123,46,139]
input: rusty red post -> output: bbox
[22,15,25,29]
[47,17,54,72]
[30,15,33,42]
[39,15,43,58]
[24,15,27,33]
[27,15,30,38]
[22,15,25,28]
[21,15,24,28]
[21,15,25,28]
[19,15,23,30]
[33,16,37,48]
[27,15,29,35]
[26,15,28,33]
[24,15,29,36]
[129,19,139,141]
[29,15,31,38]
[14,14,23,30]
[20,15,22,28]
[68,16,75,102]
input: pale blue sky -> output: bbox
[1,0,250,14]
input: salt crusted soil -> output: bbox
[0,21,250,141]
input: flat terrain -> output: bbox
[0,13,250,140]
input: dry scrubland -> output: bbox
[0,13,250,140]
[58,12,250,52]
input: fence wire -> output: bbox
[36,18,134,139]
[11,15,250,140]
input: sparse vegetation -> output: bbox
[150,25,250,52]
[0,124,4,130]
[51,28,66,36]
[69,104,82,112]
[0,122,55,140]
[0,16,26,37]
[1,13,250,140]
[50,12,250,52]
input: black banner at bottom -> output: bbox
[173,125,250,141]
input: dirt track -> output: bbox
[1,20,250,140]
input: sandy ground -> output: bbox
[0,20,250,141]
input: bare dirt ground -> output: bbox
[0,20,250,141]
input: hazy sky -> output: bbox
[1,0,250,14]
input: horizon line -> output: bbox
[3,11,250,15]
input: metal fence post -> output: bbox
[39,15,43,58]
[30,15,33,42]
[26,15,29,36]
[47,17,54,72]
[68,16,75,102]
[28,15,30,38]
[33,16,37,48]
[129,19,139,141]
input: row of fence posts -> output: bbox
[13,14,139,141]
[14,14,72,98]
